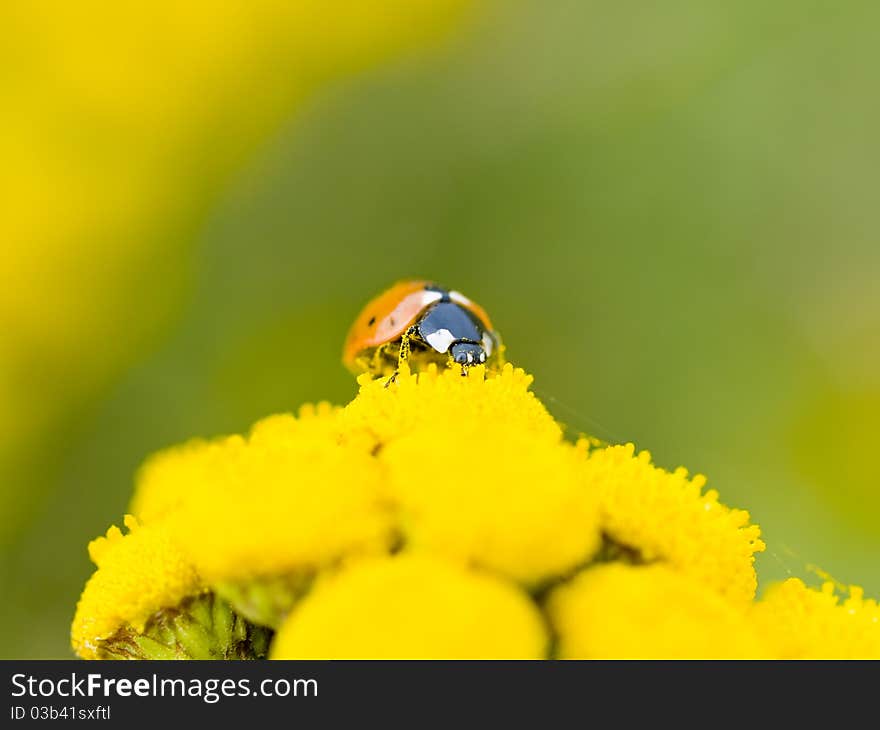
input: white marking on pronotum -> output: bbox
[425,328,456,353]
[449,290,473,308]
[419,289,444,308]
[481,331,494,356]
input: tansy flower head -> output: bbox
[547,563,767,659]
[130,404,394,626]
[71,516,202,658]
[342,363,562,447]
[751,578,880,659]
[71,516,270,660]
[584,444,765,603]
[270,554,547,659]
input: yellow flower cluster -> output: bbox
[71,364,880,659]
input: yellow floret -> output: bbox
[71,516,202,659]
[584,444,764,603]
[752,578,880,659]
[270,554,548,659]
[342,363,563,448]
[547,562,768,659]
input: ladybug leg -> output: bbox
[397,325,418,365]
[385,325,419,387]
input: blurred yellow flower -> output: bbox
[270,554,547,659]
[71,363,880,659]
[752,578,880,659]
[547,563,767,659]
[0,0,473,541]
[132,405,392,588]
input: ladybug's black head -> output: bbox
[449,341,487,366]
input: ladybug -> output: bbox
[343,280,504,377]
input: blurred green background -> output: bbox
[3,0,879,658]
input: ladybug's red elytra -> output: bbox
[343,280,504,377]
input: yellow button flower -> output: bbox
[71,516,202,659]
[270,554,547,659]
[547,563,768,659]
[71,515,272,660]
[342,363,563,446]
[584,444,764,603]
[752,578,880,659]
[132,406,394,586]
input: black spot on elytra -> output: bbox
[368,316,376,326]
